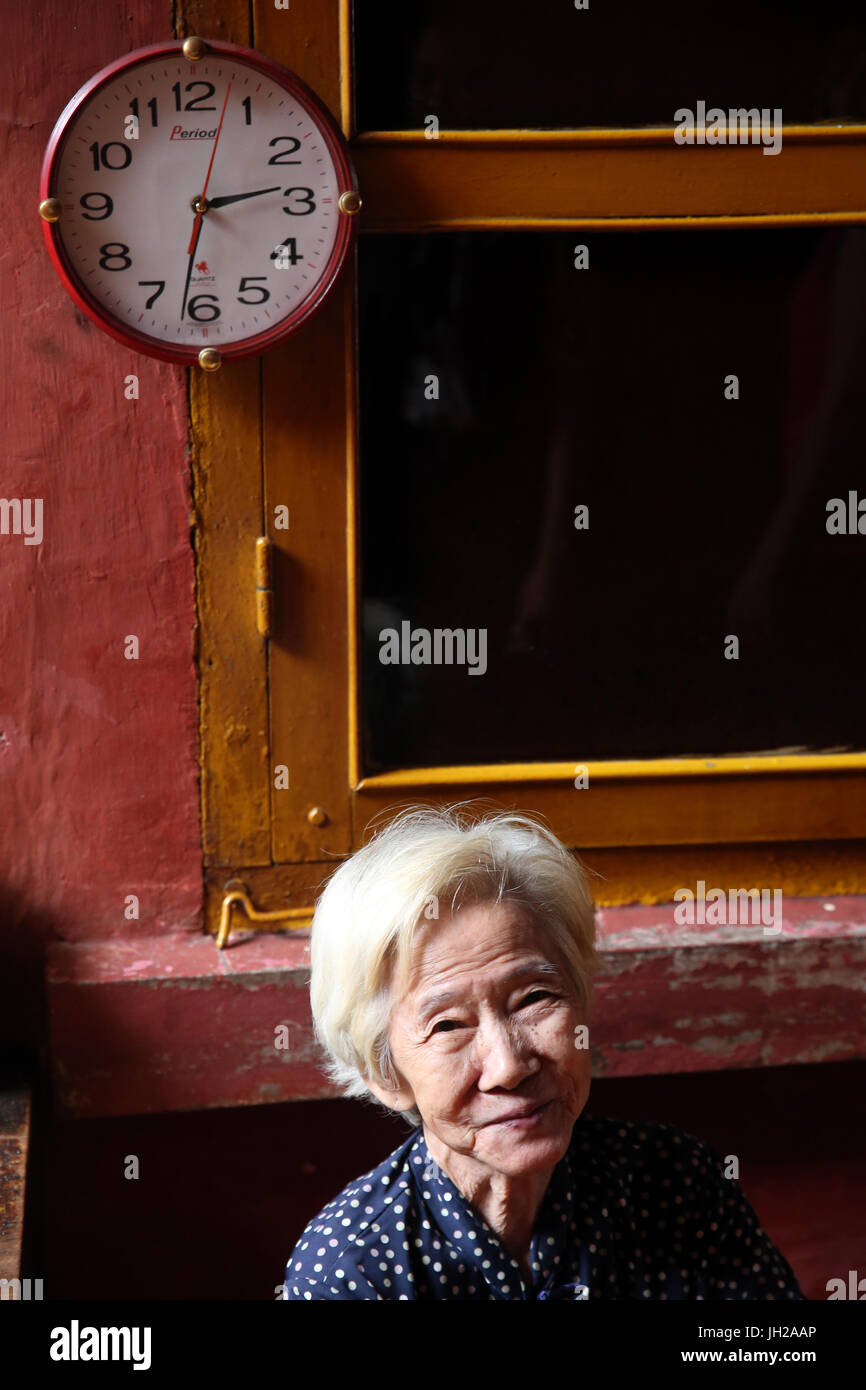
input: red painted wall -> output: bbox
[1,1,201,1055]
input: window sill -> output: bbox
[46,896,866,1117]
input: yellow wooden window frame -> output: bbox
[180,0,866,933]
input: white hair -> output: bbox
[309,801,600,1121]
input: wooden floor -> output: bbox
[0,1088,30,1295]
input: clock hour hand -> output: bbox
[206,186,281,210]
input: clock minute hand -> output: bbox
[181,80,232,320]
[207,186,281,210]
[180,214,203,323]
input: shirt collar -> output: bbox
[411,1130,585,1300]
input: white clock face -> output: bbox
[48,49,351,357]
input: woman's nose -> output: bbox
[475,1018,540,1090]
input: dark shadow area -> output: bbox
[38,1059,865,1300]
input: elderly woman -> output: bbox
[283,804,804,1301]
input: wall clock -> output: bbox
[38,36,360,369]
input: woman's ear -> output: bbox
[365,1067,417,1115]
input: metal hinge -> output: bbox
[217,879,313,949]
[255,537,273,638]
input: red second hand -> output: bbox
[187,81,233,255]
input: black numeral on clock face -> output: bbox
[171,81,216,112]
[138,281,165,309]
[282,187,316,215]
[236,276,270,305]
[268,137,302,165]
[80,193,113,220]
[270,238,302,266]
[129,96,158,127]
[98,242,132,270]
[88,142,132,171]
[187,294,220,322]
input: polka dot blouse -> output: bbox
[282,1113,805,1301]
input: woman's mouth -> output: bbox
[485,1100,553,1130]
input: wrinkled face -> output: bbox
[378,900,592,1180]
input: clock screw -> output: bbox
[182,36,208,62]
[307,806,329,828]
[198,348,222,372]
[338,190,362,216]
[38,198,62,223]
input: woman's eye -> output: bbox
[521,990,554,1006]
[431,1018,461,1034]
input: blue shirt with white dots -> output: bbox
[282,1114,805,1301]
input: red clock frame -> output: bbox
[38,38,359,365]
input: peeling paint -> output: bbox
[46,901,866,1116]
[695,1032,764,1055]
